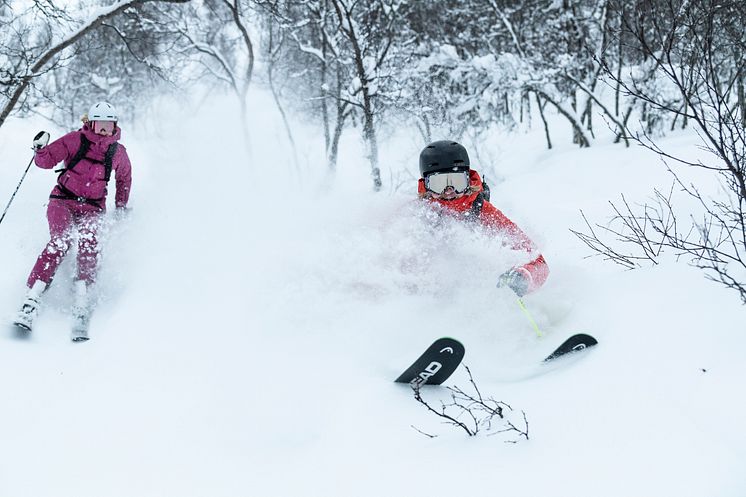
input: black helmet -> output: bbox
[418,140,470,177]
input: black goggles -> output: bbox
[424,171,470,194]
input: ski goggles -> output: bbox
[92,120,116,135]
[424,171,470,194]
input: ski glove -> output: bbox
[32,131,50,150]
[497,267,531,297]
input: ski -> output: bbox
[70,282,91,342]
[11,322,32,339]
[543,333,597,362]
[71,314,90,342]
[395,337,465,386]
[12,320,31,332]
[11,306,34,338]
[12,303,37,336]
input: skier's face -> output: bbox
[92,120,116,136]
[429,185,465,201]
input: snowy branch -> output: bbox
[528,85,591,147]
[0,0,189,129]
[563,72,630,146]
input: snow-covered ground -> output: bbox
[1,92,744,497]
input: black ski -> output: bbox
[395,337,465,386]
[543,333,597,362]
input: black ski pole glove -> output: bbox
[32,131,50,150]
[497,267,531,297]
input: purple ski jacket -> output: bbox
[34,123,132,208]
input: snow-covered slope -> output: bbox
[1,94,744,497]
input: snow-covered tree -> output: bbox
[576,0,746,303]
[160,0,256,155]
[0,0,189,131]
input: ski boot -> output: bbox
[13,280,47,332]
[71,280,91,342]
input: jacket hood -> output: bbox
[418,169,484,212]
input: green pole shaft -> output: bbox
[517,298,544,338]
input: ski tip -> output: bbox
[571,333,598,346]
[11,322,32,339]
[543,333,598,362]
[395,337,466,385]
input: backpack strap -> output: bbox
[58,134,118,183]
[481,177,491,202]
[61,134,92,175]
[468,191,485,220]
[49,184,105,209]
[103,143,118,182]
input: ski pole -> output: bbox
[516,298,544,338]
[0,154,35,227]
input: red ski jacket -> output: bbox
[418,169,549,293]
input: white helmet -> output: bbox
[88,101,118,122]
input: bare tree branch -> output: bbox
[0,0,189,130]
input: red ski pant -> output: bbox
[27,198,103,288]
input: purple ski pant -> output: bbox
[27,198,103,288]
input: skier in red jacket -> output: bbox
[418,140,548,296]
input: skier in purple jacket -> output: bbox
[14,101,132,340]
